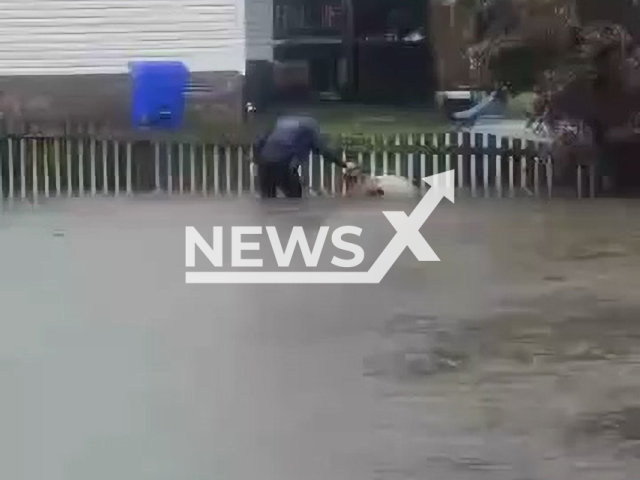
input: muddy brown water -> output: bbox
[1,196,640,480]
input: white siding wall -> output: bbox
[246,0,273,61]
[0,0,247,75]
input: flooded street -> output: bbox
[1,196,640,480]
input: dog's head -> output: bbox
[343,167,384,197]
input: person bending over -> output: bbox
[254,116,355,198]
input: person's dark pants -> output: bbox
[257,162,303,198]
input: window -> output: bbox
[352,0,426,40]
[274,0,344,39]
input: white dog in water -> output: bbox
[368,175,419,197]
[342,164,419,198]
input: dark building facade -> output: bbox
[247,0,437,106]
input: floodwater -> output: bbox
[1,195,640,480]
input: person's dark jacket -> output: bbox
[253,116,343,168]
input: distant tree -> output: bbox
[463,0,640,192]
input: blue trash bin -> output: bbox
[130,61,190,130]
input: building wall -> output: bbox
[0,0,246,75]
[246,0,274,61]
[0,0,251,132]
[245,0,275,108]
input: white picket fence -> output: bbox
[0,133,594,201]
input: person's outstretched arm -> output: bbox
[309,128,348,169]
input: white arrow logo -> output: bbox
[186,170,455,284]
